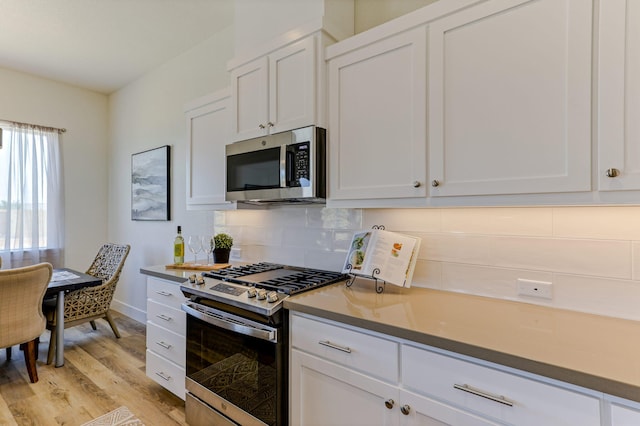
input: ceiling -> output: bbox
[0,0,235,94]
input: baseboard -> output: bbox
[111,299,146,324]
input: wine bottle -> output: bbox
[174,226,185,264]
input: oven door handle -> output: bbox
[182,302,277,343]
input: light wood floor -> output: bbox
[0,312,186,425]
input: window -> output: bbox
[0,122,64,268]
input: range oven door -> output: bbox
[182,301,285,426]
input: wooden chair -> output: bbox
[0,263,53,383]
[45,243,130,365]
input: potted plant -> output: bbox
[213,233,233,264]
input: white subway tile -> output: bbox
[410,260,442,289]
[304,249,345,271]
[441,207,553,236]
[307,207,363,229]
[242,226,284,246]
[418,233,492,265]
[553,274,640,321]
[491,237,632,279]
[441,263,553,299]
[363,209,441,232]
[283,228,332,250]
[553,206,640,240]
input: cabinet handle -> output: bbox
[453,384,514,407]
[259,123,266,129]
[155,290,172,296]
[384,399,394,409]
[156,314,173,322]
[400,405,411,415]
[431,179,440,187]
[267,122,274,128]
[155,341,172,349]
[318,340,352,353]
[155,371,172,381]
[413,181,422,188]
[606,168,620,178]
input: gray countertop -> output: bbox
[141,265,640,403]
[284,278,640,403]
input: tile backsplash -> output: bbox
[214,205,640,321]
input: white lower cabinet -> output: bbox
[290,313,602,426]
[145,276,187,399]
[609,399,640,426]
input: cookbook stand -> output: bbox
[345,224,387,293]
[345,264,386,293]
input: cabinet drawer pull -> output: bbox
[318,340,352,353]
[155,371,172,381]
[453,384,514,407]
[156,314,173,322]
[155,290,172,296]
[155,341,172,349]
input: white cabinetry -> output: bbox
[184,88,235,210]
[327,26,427,204]
[597,0,640,191]
[290,313,601,426]
[145,277,187,399]
[610,401,640,426]
[427,0,592,197]
[230,35,320,141]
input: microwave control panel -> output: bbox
[288,142,310,187]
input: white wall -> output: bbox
[0,67,109,271]
[107,27,234,321]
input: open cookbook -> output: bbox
[342,229,421,288]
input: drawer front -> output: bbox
[147,277,187,310]
[291,314,398,383]
[146,349,185,400]
[147,299,186,336]
[402,345,600,426]
[146,321,186,366]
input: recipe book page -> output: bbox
[342,229,421,288]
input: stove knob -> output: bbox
[266,291,279,303]
[196,276,205,285]
[246,288,257,298]
[257,289,267,300]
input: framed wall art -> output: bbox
[131,145,170,221]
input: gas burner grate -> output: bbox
[202,262,348,295]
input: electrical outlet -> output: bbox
[230,248,242,261]
[517,279,553,299]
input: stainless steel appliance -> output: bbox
[225,126,326,204]
[181,263,347,426]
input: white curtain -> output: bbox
[0,122,64,268]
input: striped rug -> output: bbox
[81,406,144,426]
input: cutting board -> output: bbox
[165,263,231,271]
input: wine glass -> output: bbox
[203,235,215,265]
[188,235,204,265]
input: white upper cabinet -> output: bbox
[428,0,593,197]
[597,0,640,191]
[184,88,235,210]
[327,26,427,204]
[230,35,318,141]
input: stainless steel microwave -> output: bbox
[225,125,326,204]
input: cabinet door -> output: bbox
[428,0,592,196]
[328,26,427,201]
[269,36,316,134]
[611,402,640,426]
[399,390,501,426]
[231,56,269,141]
[598,0,640,190]
[290,350,398,426]
[185,89,235,209]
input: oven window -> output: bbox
[226,147,281,192]
[186,314,282,426]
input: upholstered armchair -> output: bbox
[45,243,130,365]
[0,263,53,383]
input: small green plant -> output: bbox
[214,233,233,250]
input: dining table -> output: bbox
[47,268,102,367]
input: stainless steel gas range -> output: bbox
[180,262,347,426]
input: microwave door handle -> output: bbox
[280,146,287,188]
[285,150,295,187]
